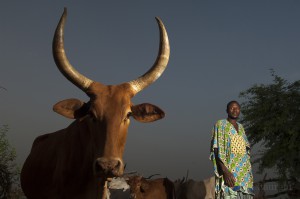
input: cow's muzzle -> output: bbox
[94,157,124,177]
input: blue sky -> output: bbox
[0,1,299,181]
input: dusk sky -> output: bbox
[1,1,299,181]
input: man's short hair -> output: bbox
[226,100,241,110]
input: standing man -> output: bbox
[210,101,254,199]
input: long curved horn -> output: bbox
[128,17,170,95]
[53,8,93,91]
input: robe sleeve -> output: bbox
[209,120,227,178]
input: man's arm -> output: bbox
[214,148,236,187]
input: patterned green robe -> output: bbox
[210,119,254,198]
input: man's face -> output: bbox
[227,102,240,119]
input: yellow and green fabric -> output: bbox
[210,119,254,199]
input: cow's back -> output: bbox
[21,131,63,198]
[203,176,215,199]
[21,127,99,199]
[174,176,215,199]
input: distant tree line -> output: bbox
[0,125,25,198]
[239,70,300,198]
[1,87,25,198]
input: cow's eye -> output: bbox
[123,112,132,122]
[127,112,133,118]
[140,184,148,193]
[140,187,145,193]
[88,110,98,122]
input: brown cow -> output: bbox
[20,8,170,199]
[126,175,176,199]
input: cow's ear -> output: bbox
[131,103,165,123]
[53,98,89,119]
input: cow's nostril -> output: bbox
[94,158,123,176]
[114,159,121,169]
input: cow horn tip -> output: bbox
[155,16,162,23]
[61,7,67,17]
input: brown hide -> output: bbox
[127,176,176,199]
[21,8,170,199]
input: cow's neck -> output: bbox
[55,121,104,194]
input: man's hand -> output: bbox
[223,168,236,187]
[214,148,236,187]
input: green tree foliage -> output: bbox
[239,71,300,182]
[0,125,20,198]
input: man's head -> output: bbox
[226,100,241,120]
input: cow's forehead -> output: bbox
[86,82,134,119]
[87,82,134,99]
